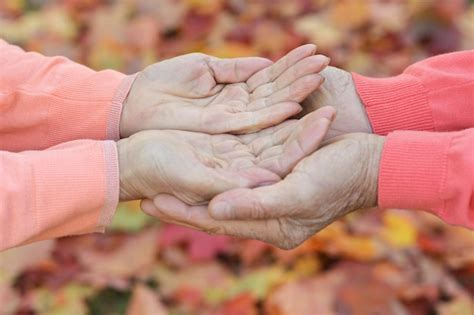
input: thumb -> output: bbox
[208,175,301,220]
[205,166,281,198]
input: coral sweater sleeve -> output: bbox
[0,38,136,151]
[352,51,474,228]
[0,40,134,250]
[0,140,119,251]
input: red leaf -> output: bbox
[159,224,233,262]
[213,293,257,315]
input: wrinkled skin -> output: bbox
[302,66,373,139]
[118,107,336,205]
[120,45,330,137]
[141,133,385,249]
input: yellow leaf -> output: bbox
[380,211,417,248]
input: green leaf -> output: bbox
[31,284,94,315]
[87,288,131,315]
[109,201,154,232]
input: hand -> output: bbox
[302,66,373,139]
[120,45,330,137]
[118,107,336,205]
[140,133,384,249]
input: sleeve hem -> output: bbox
[352,72,436,135]
[107,74,139,140]
[96,141,120,231]
[378,131,452,214]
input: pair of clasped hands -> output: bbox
[118,45,383,249]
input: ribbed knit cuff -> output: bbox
[98,141,120,231]
[108,74,138,140]
[352,73,435,135]
[378,131,452,213]
[29,140,119,241]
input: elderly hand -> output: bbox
[140,133,384,249]
[119,45,330,137]
[118,107,335,205]
[302,66,373,139]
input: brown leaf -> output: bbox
[77,227,158,279]
[264,269,344,315]
[334,264,408,315]
[0,240,54,284]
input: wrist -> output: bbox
[305,67,373,139]
[117,138,135,201]
[119,73,141,138]
[363,134,385,208]
[347,73,373,134]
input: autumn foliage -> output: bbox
[0,1,473,314]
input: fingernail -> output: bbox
[212,201,231,219]
[323,57,330,66]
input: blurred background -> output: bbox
[0,0,473,314]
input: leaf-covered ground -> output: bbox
[1,1,473,314]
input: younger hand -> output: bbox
[120,45,330,137]
[118,107,335,205]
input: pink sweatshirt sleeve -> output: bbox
[378,129,473,228]
[0,39,136,152]
[0,140,119,251]
[352,50,474,134]
[352,51,474,228]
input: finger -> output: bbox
[251,55,330,99]
[224,167,282,188]
[208,57,273,83]
[141,198,159,216]
[208,102,302,134]
[142,197,210,231]
[247,44,317,92]
[251,106,335,157]
[195,166,282,203]
[246,73,324,111]
[144,195,289,247]
[209,175,301,221]
[258,116,331,176]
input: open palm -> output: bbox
[118,107,335,205]
[140,132,383,249]
[120,45,330,136]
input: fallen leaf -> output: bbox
[109,201,154,232]
[0,240,54,285]
[264,269,344,315]
[159,224,233,263]
[28,283,94,315]
[77,227,158,279]
[380,211,418,248]
[213,293,257,315]
[436,294,474,315]
[126,284,168,315]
